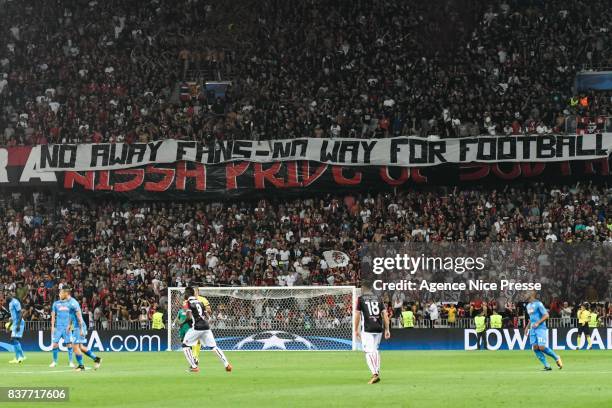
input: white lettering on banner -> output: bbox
[487,330,503,350]
[21,148,58,182]
[464,329,477,351]
[37,332,74,351]
[109,334,161,351]
[34,330,161,352]
[566,328,579,350]
[464,329,524,351]
[89,331,104,352]
[38,331,53,352]
[124,335,139,352]
[463,328,609,350]
[37,330,102,352]
[0,149,8,182]
[591,329,604,350]
[139,335,161,352]
[110,335,123,351]
[504,329,529,350]
[33,134,612,172]
[552,329,562,350]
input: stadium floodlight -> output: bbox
[167,286,358,352]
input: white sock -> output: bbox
[374,351,380,374]
[212,347,229,367]
[365,352,377,375]
[183,347,197,368]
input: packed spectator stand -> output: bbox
[0,0,611,145]
[1,181,612,327]
[1,0,612,330]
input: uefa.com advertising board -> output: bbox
[2,242,610,353]
[0,330,167,353]
[2,328,612,354]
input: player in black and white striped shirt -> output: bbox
[181,287,232,373]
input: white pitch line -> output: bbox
[6,367,93,374]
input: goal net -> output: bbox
[167,286,357,351]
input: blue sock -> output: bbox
[68,347,74,363]
[75,354,83,366]
[52,347,59,363]
[12,340,21,359]
[533,349,550,368]
[542,347,559,361]
[15,341,24,359]
[84,349,97,360]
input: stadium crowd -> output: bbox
[386,298,612,329]
[1,0,612,329]
[1,0,611,145]
[1,181,612,325]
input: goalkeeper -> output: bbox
[173,307,191,343]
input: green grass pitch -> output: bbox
[1,351,611,408]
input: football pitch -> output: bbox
[1,351,611,408]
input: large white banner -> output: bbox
[33,134,612,172]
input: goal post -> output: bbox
[167,286,358,351]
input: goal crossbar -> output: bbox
[167,286,357,351]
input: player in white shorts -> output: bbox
[181,287,232,373]
[353,283,391,384]
[182,327,217,349]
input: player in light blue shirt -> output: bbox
[51,287,86,371]
[50,289,75,367]
[525,291,563,371]
[68,288,101,371]
[6,290,26,363]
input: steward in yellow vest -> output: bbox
[152,310,165,329]
[401,307,414,328]
[588,312,599,328]
[490,311,502,329]
[474,312,487,350]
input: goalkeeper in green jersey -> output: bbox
[173,309,190,342]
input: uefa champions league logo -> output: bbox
[234,331,316,350]
[207,330,354,351]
